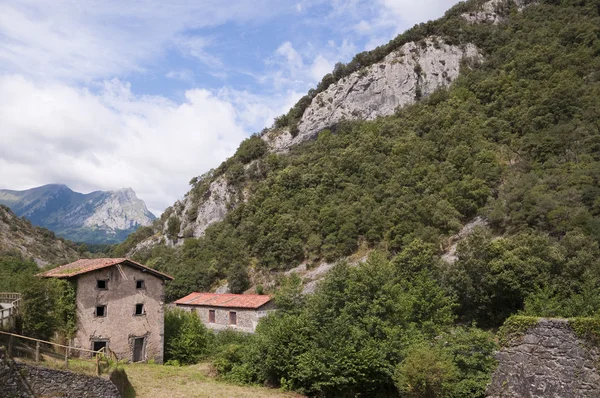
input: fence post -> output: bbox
[35,341,40,362]
[8,334,13,357]
[65,343,69,368]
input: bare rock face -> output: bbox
[267,37,481,150]
[487,319,600,398]
[462,0,533,24]
[180,176,234,238]
[441,216,488,264]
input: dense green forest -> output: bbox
[122,0,600,310]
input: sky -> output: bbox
[0,0,459,215]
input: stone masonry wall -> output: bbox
[74,264,166,363]
[487,319,600,398]
[1,347,120,398]
[178,301,275,333]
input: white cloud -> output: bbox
[165,69,195,83]
[0,75,250,214]
[0,0,293,82]
[174,35,223,70]
[355,0,459,44]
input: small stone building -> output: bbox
[40,258,173,363]
[174,293,274,333]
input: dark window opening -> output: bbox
[92,341,107,356]
[209,310,215,323]
[136,280,145,289]
[229,311,237,326]
[135,304,144,316]
[96,280,107,290]
[95,306,106,317]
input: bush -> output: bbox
[164,308,213,365]
[394,344,457,398]
[235,135,268,164]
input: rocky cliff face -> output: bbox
[0,185,155,244]
[461,0,532,25]
[177,176,234,239]
[487,318,600,398]
[263,37,481,151]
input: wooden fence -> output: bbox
[0,293,21,329]
[0,330,111,376]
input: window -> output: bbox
[209,310,215,323]
[136,280,145,289]
[95,306,106,317]
[96,280,107,290]
[229,311,237,326]
[135,304,144,316]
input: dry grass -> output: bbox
[123,362,303,398]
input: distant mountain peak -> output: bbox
[0,184,155,244]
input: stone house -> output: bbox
[40,258,173,363]
[174,293,274,333]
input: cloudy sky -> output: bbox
[0,0,458,215]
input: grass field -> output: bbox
[122,362,303,398]
[15,353,301,398]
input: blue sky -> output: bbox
[0,0,458,214]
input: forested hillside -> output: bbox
[120,0,600,307]
[0,205,81,266]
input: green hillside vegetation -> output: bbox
[110,0,600,395]
[0,204,83,265]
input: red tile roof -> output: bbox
[174,292,272,309]
[38,258,173,280]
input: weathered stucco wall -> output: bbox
[73,264,166,363]
[178,301,275,333]
[0,347,120,398]
[487,318,600,398]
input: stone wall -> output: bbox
[0,347,33,397]
[1,347,120,398]
[178,301,275,333]
[487,318,600,398]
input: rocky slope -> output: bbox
[126,0,537,260]
[130,37,483,254]
[0,205,79,266]
[264,37,481,151]
[0,184,155,244]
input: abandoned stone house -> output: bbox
[174,293,274,333]
[40,258,173,363]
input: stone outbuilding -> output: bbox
[174,293,274,333]
[40,258,173,363]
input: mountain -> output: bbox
[115,0,600,308]
[0,205,79,266]
[0,184,156,244]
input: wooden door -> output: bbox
[133,337,145,362]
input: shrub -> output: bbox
[164,308,213,364]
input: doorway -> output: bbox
[92,341,107,357]
[133,337,145,362]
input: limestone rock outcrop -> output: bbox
[462,0,532,24]
[264,36,481,151]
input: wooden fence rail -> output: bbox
[0,330,110,376]
[0,292,22,301]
